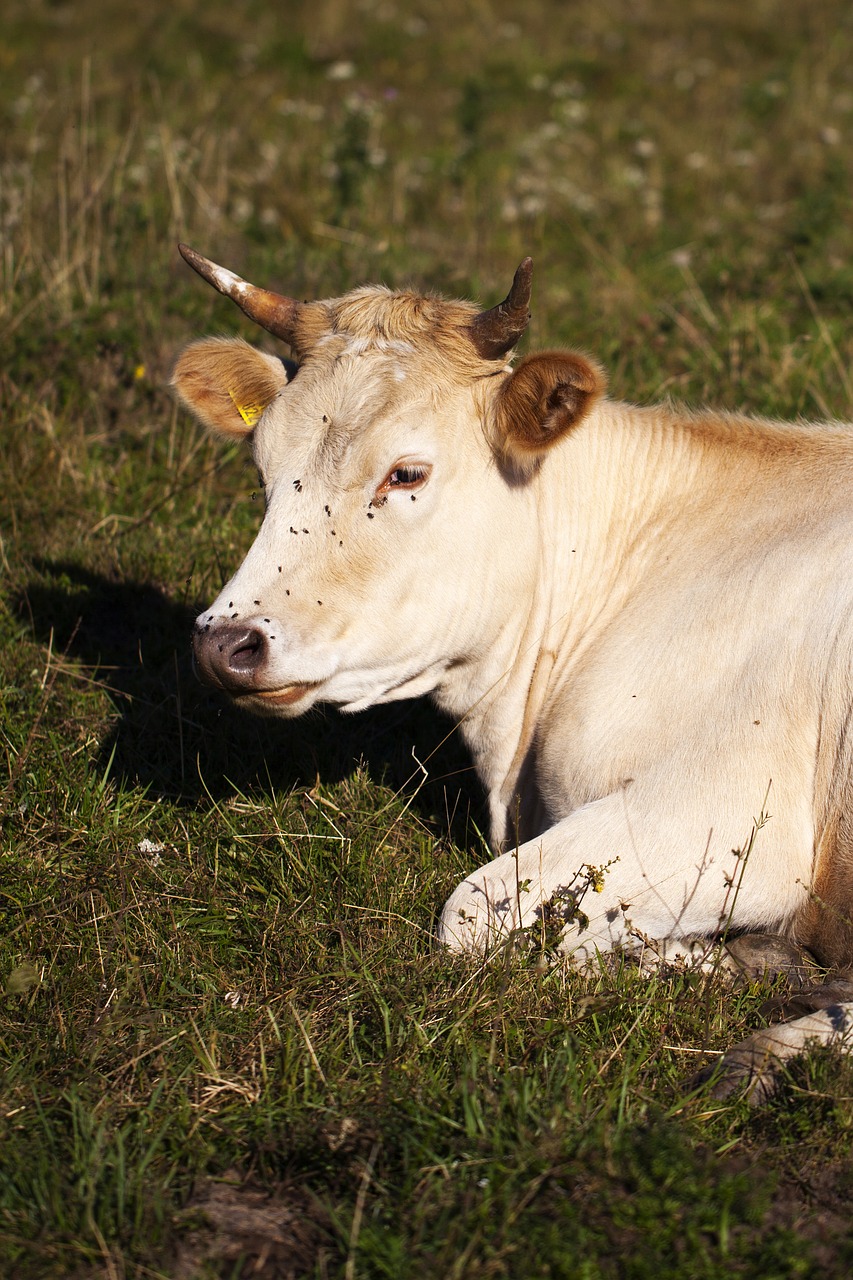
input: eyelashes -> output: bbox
[386,465,428,488]
[376,463,431,495]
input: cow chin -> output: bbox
[237,683,320,717]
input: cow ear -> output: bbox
[493,351,605,471]
[171,337,291,437]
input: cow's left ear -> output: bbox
[492,351,606,471]
[171,337,291,437]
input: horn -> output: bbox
[470,258,533,360]
[178,243,301,346]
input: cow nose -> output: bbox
[193,622,269,692]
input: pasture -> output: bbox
[3,0,853,1274]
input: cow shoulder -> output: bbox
[492,350,606,471]
[172,337,290,437]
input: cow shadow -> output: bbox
[16,561,483,846]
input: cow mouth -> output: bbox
[246,683,318,707]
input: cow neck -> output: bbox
[540,402,696,696]
[491,448,586,820]
[426,466,549,842]
[467,460,563,829]
[496,602,557,818]
[496,402,695,818]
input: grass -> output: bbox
[3,0,853,1274]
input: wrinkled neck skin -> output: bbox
[436,399,694,849]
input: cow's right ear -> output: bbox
[171,337,291,437]
[492,350,606,473]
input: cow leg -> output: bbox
[722,932,816,986]
[695,997,853,1105]
[629,932,816,980]
[438,795,787,963]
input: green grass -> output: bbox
[4,0,853,1275]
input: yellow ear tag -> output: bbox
[228,388,265,427]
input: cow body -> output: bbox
[173,249,853,978]
[441,403,853,965]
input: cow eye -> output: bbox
[378,464,430,494]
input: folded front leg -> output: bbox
[438,792,789,964]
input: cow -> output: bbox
[172,244,853,1098]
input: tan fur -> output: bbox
[796,676,853,966]
[800,815,853,967]
[171,337,288,437]
[291,286,502,378]
[491,351,606,470]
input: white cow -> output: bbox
[173,245,853,1095]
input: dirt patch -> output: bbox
[172,1169,329,1279]
[768,1159,853,1275]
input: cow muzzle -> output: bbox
[192,621,318,708]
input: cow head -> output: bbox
[173,247,604,717]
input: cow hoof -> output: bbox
[691,1037,784,1106]
[760,972,853,1023]
[689,997,853,1106]
[723,933,817,987]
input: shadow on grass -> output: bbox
[17,560,482,841]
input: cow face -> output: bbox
[172,249,603,717]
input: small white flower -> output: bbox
[277,99,325,121]
[232,196,253,223]
[521,194,546,216]
[327,61,355,81]
[550,79,583,99]
[621,164,646,187]
[570,191,596,214]
[138,838,165,866]
[560,101,588,124]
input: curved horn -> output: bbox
[178,243,301,346]
[470,257,533,360]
